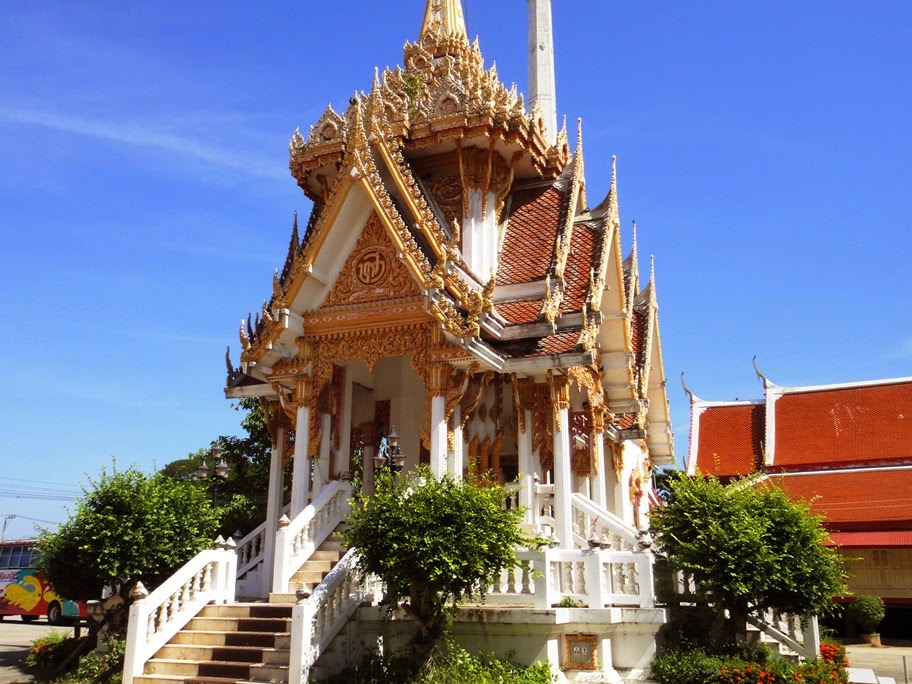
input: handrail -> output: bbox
[288,549,382,684]
[747,611,820,661]
[273,481,351,593]
[235,522,266,579]
[123,543,237,684]
[570,493,640,550]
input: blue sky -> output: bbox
[1,1,910,540]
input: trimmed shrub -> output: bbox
[846,595,885,634]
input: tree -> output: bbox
[343,467,536,670]
[649,472,847,645]
[38,465,220,629]
[159,397,280,537]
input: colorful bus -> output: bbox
[0,540,86,624]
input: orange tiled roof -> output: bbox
[493,330,579,358]
[494,300,542,325]
[499,186,564,285]
[771,468,912,530]
[616,413,638,430]
[773,382,912,468]
[694,404,764,478]
[631,309,647,373]
[561,223,598,313]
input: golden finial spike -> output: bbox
[420,0,468,42]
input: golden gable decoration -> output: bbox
[322,212,421,308]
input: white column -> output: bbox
[518,408,535,527]
[290,404,311,518]
[263,424,285,596]
[430,394,447,477]
[553,406,573,548]
[591,431,607,509]
[311,413,332,501]
[450,406,464,480]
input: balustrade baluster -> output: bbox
[146,612,156,641]
[202,563,212,592]
[521,561,532,594]
[180,581,191,612]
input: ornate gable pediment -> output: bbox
[320,211,421,310]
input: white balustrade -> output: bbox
[747,609,820,661]
[570,492,640,550]
[123,543,237,684]
[273,480,351,593]
[288,549,382,684]
[484,547,654,609]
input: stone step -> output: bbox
[145,658,287,680]
[154,644,290,665]
[185,616,291,633]
[199,603,292,619]
[268,593,298,604]
[290,570,328,585]
[310,549,345,561]
[170,629,291,649]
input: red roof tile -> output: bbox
[493,330,579,358]
[499,186,563,285]
[694,404,764,478]
[495,300,542,325]
[631,309,647,373]
[771,468,912,530]
[774,382,912,468]
[616,413,638,430]
[826,530,912,548]
[561,224,598,313]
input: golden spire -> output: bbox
[420,0,468,43]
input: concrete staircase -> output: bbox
[269,526,348,604]
[134,603,293,684]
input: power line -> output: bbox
[0,489,78,502]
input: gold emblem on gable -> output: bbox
[354,248,389,287]
[322,213,421,308]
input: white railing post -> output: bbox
[586,551,607,608]
[273,515,292,594]
[802,615,820,661]
[123,587,150,684]
[288,598,314,684]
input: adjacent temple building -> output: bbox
[124,3,675,682]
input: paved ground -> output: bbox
[0,619,72,684]
[846,641,912,683]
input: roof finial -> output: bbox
[420,0,468,43]
[680,372,701,403]
[752,355,776,389]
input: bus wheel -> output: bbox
[20,615,38,623]
[47,602,65,626]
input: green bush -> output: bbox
[66,635,126,683]
[651,647,848,684]
[24,632,79,679]
[321,642,555,684]
[846,595,885,634]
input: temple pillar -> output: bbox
[361,422,378,496]
[428,363,449,477]
[515,379,535,526]
[590,406,607,510]
[312,412,332,501]
[263,408,286,596]
[450,406,464,480]
[551,373,573,548]
[290,341,316,516]
[290,402,311,517]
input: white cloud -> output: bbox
[0,105,286,181]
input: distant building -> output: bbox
[686,373,912,605]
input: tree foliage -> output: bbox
[649,472,847,643]
[38,465,219,616]
[343,468,536,668]
[159,398,279,537]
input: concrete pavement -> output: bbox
[0,619,72,684]
[846,642,912,684]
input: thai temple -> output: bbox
[123,2,676,681]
